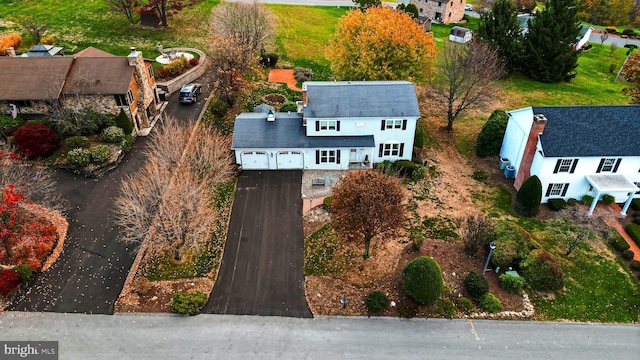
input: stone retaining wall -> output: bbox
[155,48,207,95]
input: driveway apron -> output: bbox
[203,170,312,318]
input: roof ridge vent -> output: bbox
[533,114,547,123]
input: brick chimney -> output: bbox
[514,114,547,189]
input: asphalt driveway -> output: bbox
[202,171,312,318]
[8,89,209,314]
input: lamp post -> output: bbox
[482,242,497,276]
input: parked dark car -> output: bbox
[179,83,201,104]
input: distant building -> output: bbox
[449,26,472,43]
[410,0,465,24]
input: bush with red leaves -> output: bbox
[13,123,61,159]
[0,269,21,295]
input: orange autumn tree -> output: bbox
[326,6,436,84]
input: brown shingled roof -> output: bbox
[62,57,133,95]
[73,46,118,58]
[0,57,74,100]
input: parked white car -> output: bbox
[464,4,473,11]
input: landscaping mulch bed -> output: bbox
[115,278,214,313]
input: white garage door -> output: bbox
[240,151,269,169]
[277,151,304,169]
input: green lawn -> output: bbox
[0,0,219,55]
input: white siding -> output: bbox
[235,148,358,170]
[533,156,640,203]
[500,107,533,176]
[305,117,418,163]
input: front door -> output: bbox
[350,149,358,163]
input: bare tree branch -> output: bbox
[210,0,276,52]
[430,40,504,130]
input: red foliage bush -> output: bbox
[189,58,199,66]
[0,33,22,56]
[13,123,61,159]
[0,269,21,295]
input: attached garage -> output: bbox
[277,151,304,169]
[240,151,269,170]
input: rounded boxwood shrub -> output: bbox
[609,234,630,251]
[402,256,443,305]
[323,196,333,210]
[90,145,113,164]
[548,198,567,211]
[464,271,489,299]
[492,221,532,268]
[279,101,298,113]
[65,136,90,149]
[499,273,526,294]
[434,298,457,319]
[515,175,542,217]
[478,293,502,313]
[476,110,508,157]
[520,249,564,291]
[581,194,594,206]
[601,194,615,205]
[171,291,208,315]
[457,297,474,315]
[66,148,91,167]
[366,291,390,313]
[100,126,125,144]
[621,249,635,260]
[394,160,417,176]
[13,123,61,159]
[12,264,33,283]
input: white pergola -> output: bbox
[585,174,639,216]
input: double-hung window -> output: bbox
[317,120,339,131]
[127,89,135,105]
[381,119,407,130]
[545,183,569,197]
[115,94,128,106]
[597,158,620,173]
[379,143,404,157]
[316,150,340,164]
[553,158,577,173]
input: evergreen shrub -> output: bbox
[402,256,443,305]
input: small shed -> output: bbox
[449,26,472,43]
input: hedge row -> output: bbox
[625,223,640,247]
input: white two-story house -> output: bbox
[231,81,420,170]
[499,105,640,215]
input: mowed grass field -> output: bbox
[0,0,219,55]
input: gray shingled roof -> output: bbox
[304,81,420,118]
[232,112,374,149]
[534,105,640,157]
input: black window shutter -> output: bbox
[596,158,605,173]
[545,184,553,197]
[316,121,320,131]
[379,144,383,157]
[399,143,405,157]
[553,159,561,173]
[336,121,340,131]
[402,119,407,130]
[381,120,385,131]
[561,184,569,196]
[336,150,341,164]
[613,158,621,173]
[570,159,578,173]
[315,151,320,164]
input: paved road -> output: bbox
[8,89,210,314]
[589,31,640,48]
[227,0,356,6]
[1,312,638,360]
[203,171,312,318]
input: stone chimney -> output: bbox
[514,113,548,189]
[5,47,16,57]
[127,47,142,67]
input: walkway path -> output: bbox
[604,204,640,261]
[268,69,302,92]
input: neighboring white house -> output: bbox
[499,105,640,215]
[449,26,472,43]
[231,81,420,171]
[517,15,593,50]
